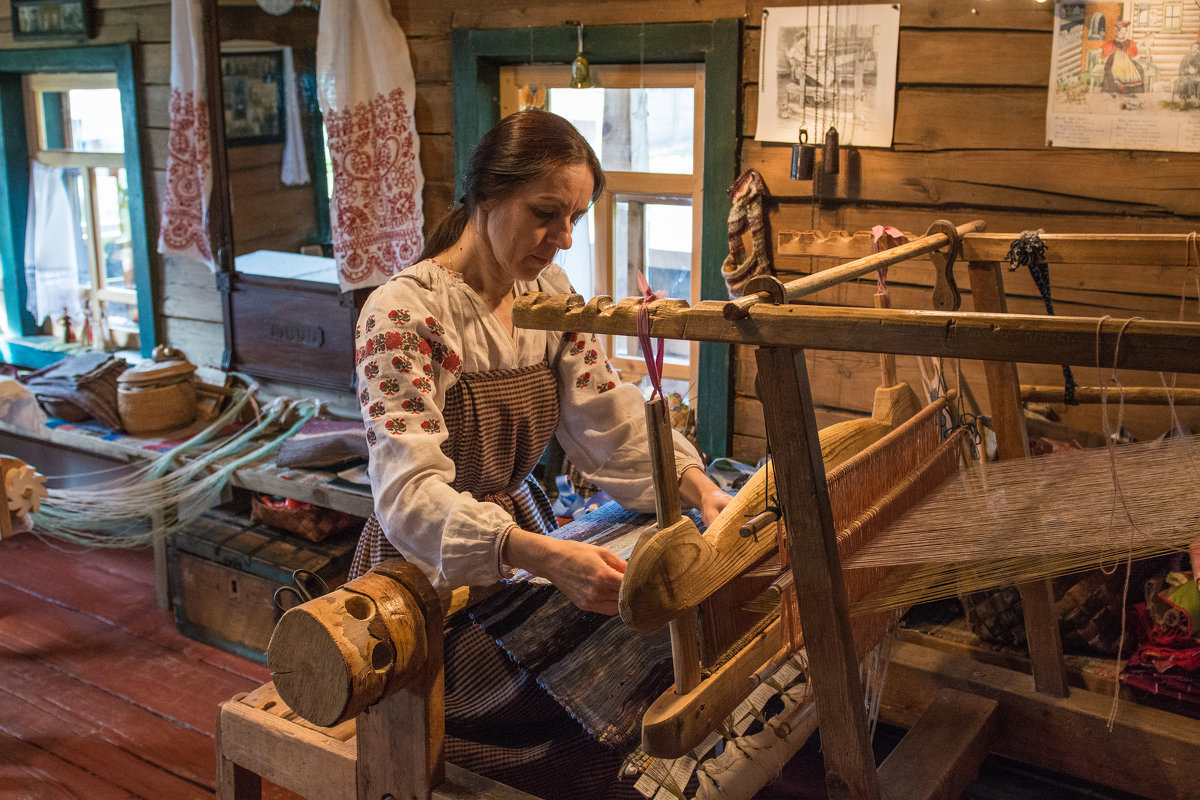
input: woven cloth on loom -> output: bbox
[468,502,701,750]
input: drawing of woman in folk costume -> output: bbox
[1102,21,1146,96]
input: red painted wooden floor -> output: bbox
[0,532,303,800]
[0,530,1146,800]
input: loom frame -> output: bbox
[511,223,1200,800]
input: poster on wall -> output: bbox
[1046,1,1200,152]
[756,4,900,148]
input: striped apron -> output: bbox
[350,362,638,799]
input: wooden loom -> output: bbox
[225,223,1200,799]
[509,223,1200,800]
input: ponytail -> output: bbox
[418,205,469,263]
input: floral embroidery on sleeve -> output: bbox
[359,303,463,445]
[560,332,621,395]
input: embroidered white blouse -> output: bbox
[356,259,704,593]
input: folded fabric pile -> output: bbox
[21,351,127,431]
[1122,571,1200,718]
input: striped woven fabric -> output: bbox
[470,503,700,751]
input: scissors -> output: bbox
[273,568,331,617]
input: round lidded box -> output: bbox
[117,347,198,434]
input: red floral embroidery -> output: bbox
[363,361,379,379]
[420,419,441,434]
[391,354,412,372]
[326,87,424,288]
[388,308,411,325]
[368,400,386,419]
[358,387,369,405]
[365,314,376,331]
[401,397,425,414]
[366,428,377,446]
[417,338,432,355]
[576,372,591,389]
[385,418,406,436]
[158,89,212,262]
[412,376,432,393]
[441,352,461,374]
[569,340,585,357]
[379,377,400,395]
[425,316,445,336]
[422,363,432,377]
[384,330,404,350]
[598,380,617,394]
[584,350,598,365]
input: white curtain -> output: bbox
[24,161,87,326]
[157,0,214,270]
[317,0,424,292]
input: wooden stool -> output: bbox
[215,559,533,800]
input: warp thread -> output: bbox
[1007,229,1077,404]
[721,169,774,298]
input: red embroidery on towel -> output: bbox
[326,87,423,286]
[159,89,212,260]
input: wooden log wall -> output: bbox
[392,0,1200,460]
[3,0,1197,428]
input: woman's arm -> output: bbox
[679,463,732,527]
[503,527,626,615]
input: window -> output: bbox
[0,44,156,367]
[500,64,704,399]
[1163,3,1182,32]
[24,72,138,349]
[453,21,739,457]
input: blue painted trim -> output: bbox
[0,44,159,361]
[451,21,741,456]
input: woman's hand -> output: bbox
[679,465,732,527]
[503,528,627,615]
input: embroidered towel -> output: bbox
[316,0,424,291]
[157,0,213,270]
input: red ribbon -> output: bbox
[636,271,665,400]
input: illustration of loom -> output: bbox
[236,222,1200,800]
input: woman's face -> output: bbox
[481,162,595,283]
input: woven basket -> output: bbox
[250,496,364,543]
[117,357,197,434]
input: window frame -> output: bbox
[0,44,156,366]
[452,20,740,458]
[499,63,704,391]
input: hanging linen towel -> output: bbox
[222,40,309,187]
[24,161,88,326]
[317,0,424,292]
[157,0,214,270]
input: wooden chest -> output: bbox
[219,251,367,391]
[167,505,359,662]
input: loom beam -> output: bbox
[514,293,1200,375]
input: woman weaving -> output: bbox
[350,109,730,797]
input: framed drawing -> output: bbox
[756,4,900,148]
[11,0,93,40]
[221,50,286,147]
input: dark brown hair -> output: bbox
[418,109,605,262]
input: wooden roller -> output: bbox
[268,559,441,728]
